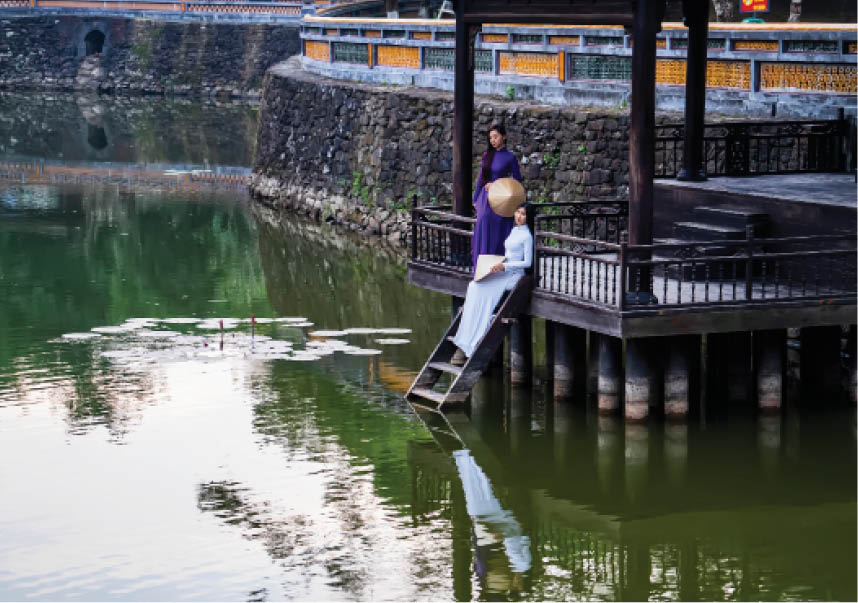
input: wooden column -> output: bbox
[553,324,586,400]
[453,14,475,218]
[628,0,661,249]
[509,316,532,386]
[678,0,709,181]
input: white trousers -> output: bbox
[452,269,523,357]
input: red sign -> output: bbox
[740,0,770,12]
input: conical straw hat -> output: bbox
[488,178,526,217]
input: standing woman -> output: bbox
[471,123,522,270]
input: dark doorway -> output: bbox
[87,125,108,151]
[84,30,105,56]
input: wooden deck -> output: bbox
[408,200,856,338]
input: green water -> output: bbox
[0,94,854,601]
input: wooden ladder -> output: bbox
[406,276,533,410]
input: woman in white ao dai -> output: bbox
[453,205,533,359]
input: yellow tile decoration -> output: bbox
[657,59,750,89]
[483,34,509,43]
[411,32,432,40]
[847,42,857,54]
[656,59,687,85]
[656,38,667,48]
[304,40,330,62]
[706,60,751,89]
[499,52,558,78]
[549,35,581,45]
[377,45,420,69]
[761,63,857,93]
[734,39,779,51]
[325,29,339,36]
[363,30,382,38]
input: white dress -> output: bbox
[453,224,533,358]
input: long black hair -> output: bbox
[481,123,506,185]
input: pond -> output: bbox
[0,92,854,601]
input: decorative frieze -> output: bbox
[425,47,454,70]
[499,52,558,78]
[585,36,624,47]
[761,63,857,93]
[363,30,381,38]
[411,32,432,41]
[482,33,509,44]
[784,40,839,53]
[512,33,544,44]
[549,35,581,46]
[571,55,632,81]
[656,59,750,89]
[734,40,779,52]
[377,45,419,69]
[304,40,330,62]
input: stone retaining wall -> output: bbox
[0,15,300,96]
[251,57,657,246]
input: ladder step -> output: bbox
[410,387,446,404]
[428,361,463,376]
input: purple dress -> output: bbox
[472,148,522,270]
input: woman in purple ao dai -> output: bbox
[471,123,522,270]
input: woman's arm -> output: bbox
[501,231,533,270]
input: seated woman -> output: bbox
[452,204,533,365]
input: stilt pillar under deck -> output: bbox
[553,323,586,400]
[509,315,532,386]
[598,335,622,414]
[800,326,842,403]
[755,329,786,412]
[625,337,657,420]
[664,335,699,418]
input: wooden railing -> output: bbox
[408,202,857,313]
[655,118,851,177]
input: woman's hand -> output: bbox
[491,262,505,273]
[484,182,492,192]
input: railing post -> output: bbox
[410,194,418,261]
[619,242,627,310]
[745,224,754,301]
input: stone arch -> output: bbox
[84,30,105,56]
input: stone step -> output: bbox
[674,221,746,242]
[692,206,770,231]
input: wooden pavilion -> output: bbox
[406,0,857,418]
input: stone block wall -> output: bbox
[251,57,666,245]
[0,16,300,96]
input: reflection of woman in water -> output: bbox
[452,205,532,364]
[471,123,522,270]
[453,448,530,589]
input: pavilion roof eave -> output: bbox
[458,0,636,26]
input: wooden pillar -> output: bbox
[554,323,586,400]
[598,335,622,414]
[678,0,709,181]
[800,326,842,403]
[453,12,475,218]
[628,0,662,249]
[509,315,532,386]
[625,338,656,420]
[664,335,699,418]
[755,329,786,412]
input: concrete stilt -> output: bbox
[800,326,842,403]
[625,338,656,421]
[755,329,786,412]
[664,335,699,419]
[552,399,573,464]
[508,386,530,455]
[509,315,532,386]
[597,335,622,414]
[588,331,600,400]
[757,414,782,474]
[554,324,586,400]
[545,320,555,382]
